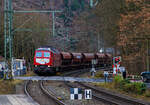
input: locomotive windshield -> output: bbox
[44,52,50,57]
[36,52,42,57]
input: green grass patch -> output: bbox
[114,76,146,95]
[95,75,150,102]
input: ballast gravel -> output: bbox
[44,81,107,105]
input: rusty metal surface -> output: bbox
[52,53,61,66]
[82,53,95,62]
[83,53,95,59]
[61,52,72,59]
[105,54,112,57]
[71,53,82,62]
[105,54,112,62]
[96,53,105,59]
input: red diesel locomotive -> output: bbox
[34,46,112,75]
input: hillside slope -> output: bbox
[0,0,124,64]
[117,0,150,74]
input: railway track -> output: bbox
[25,80,66,105]
[25,67,149,105]
[42,68,107,105]
[63,68,150,105]
[77,82,150,105]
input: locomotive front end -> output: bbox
[34,48,53,75]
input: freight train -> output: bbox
[33,46,112,75]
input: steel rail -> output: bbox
[78,82,150,105]
[24,80,39,104]
[40,81,66,105]
[63,68,149,105]
[25,80,66,105]
[62,67,116,104]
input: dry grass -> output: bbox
[95,70,104,78]
[0,71,35,94]
[144,89,150,97]
[0,79,23,94]
[23,70,36,77]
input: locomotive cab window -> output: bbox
[36,52,42,57]
[44,52,50,57]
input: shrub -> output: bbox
[122,83,133,93]
[113,75,146,95]
[114,75,123,88]
[128,2,141,12]
[144,1,150,4]
[114,75,123,82]
[119,79,130,89]
[122,82,146,95]
[134,82,146,94]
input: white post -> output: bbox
[11,57,14,78]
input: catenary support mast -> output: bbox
[4,0,100,59]
[4,0,61,59]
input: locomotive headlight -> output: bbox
[35,65,37,67]
[48,65,50,67]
